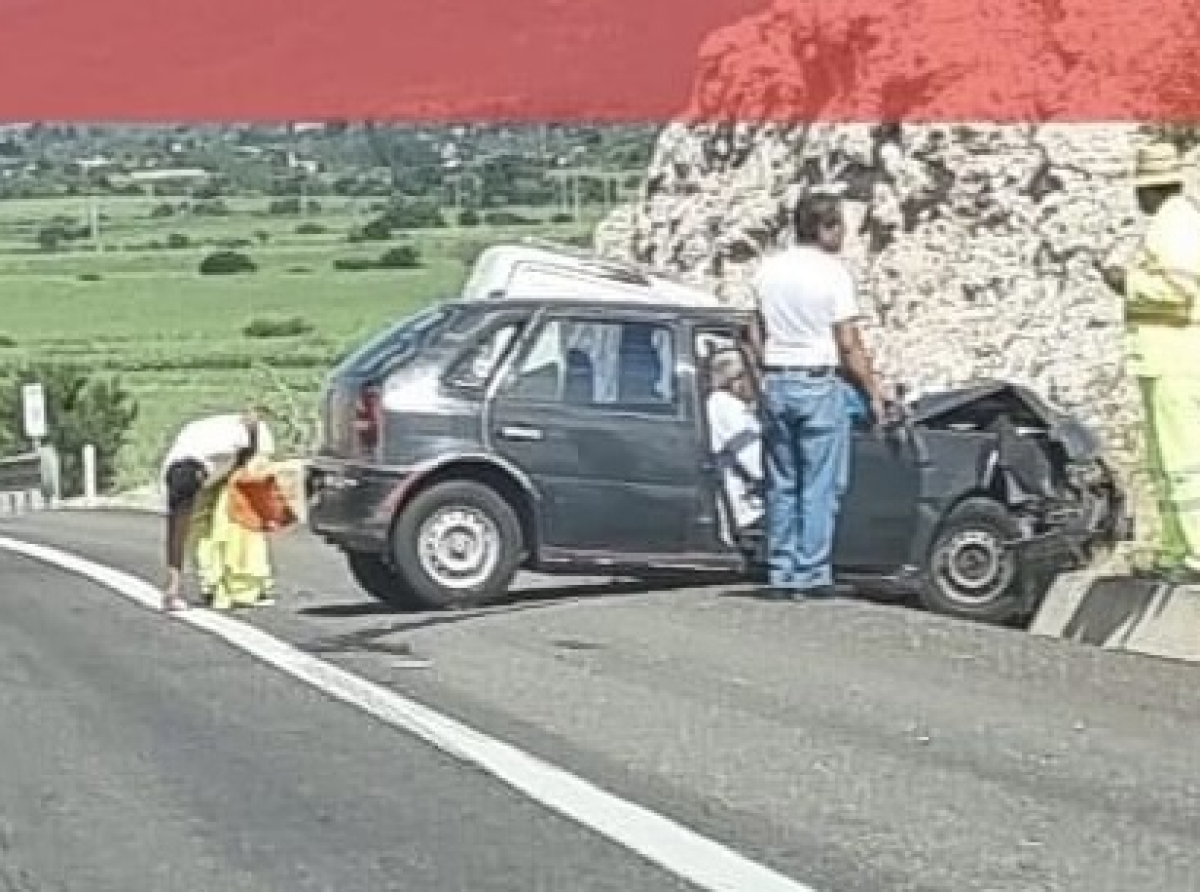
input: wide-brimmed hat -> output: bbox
[1134,141,1185,189]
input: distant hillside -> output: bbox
[0,123,659,206]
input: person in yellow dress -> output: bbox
[1098,141,1200,584]
[188,409,297,609]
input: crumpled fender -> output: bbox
[908,378,1103,462]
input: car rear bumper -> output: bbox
[305,459,409,554]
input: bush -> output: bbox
[166,232,190,249]
[150,203,176,218]
[377,245,422,269]
[378,200,445,230]
[295,222,328,235]
[333,257,377,272]
[0,362,138,497]
[199,250,257,275]
[77,272,102,282]
[457,208,481,226]
[36,223,76,251]
[359,218,392,241]
[0,334,16,348]
[242,315,314,339]
[550,212,575,224]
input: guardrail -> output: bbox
[0,448,57,515]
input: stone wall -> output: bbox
[593,0,1200,558]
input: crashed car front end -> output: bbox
[910,381,1133,577]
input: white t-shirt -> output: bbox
[707,390,763,531]
[160,415,275,486]
[754,245,860,368]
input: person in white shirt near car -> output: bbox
[705,349,765,534]
[748,193,886,600]
[159,406,274,612]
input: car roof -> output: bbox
[443,294,751,322]
[460,242,727,309]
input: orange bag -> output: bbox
[226,468,298,532]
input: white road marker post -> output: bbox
[82,444,97,507]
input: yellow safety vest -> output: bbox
[1124,194,1200,378]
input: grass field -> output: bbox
[0,193,604,487]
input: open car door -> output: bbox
[696,328,927,577]
[693,329,766,563]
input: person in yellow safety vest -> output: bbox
[1098,141,1200,584]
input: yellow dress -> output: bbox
[190,460,292,609]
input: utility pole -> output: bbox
[89,193,102,254]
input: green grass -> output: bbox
[0,192,604,488]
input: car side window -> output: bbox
[442,321,524,390]
[501,317,677,413]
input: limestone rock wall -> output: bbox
[593,0,1200,554]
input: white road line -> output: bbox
[0,535,820,892]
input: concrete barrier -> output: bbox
[0,488,46,516]
[0,450,54,516]
[1030,560,1200,663]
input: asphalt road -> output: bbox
[0,548,703,892]
[3,509,1200,892]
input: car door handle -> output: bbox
[497,425,544,442]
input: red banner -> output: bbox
[1,0,1196,121]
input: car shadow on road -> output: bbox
[298,572,733,622]
[295,578,712,659]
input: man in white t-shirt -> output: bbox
[706,350,764,533]
[159,406,275,611]
[748,194,885,600]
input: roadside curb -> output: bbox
[1031,559,1200,665]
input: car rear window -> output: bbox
[332,304,463,377]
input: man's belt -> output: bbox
[762,365,837,376]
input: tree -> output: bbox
[377,245,422,268]
[0,363,138,497]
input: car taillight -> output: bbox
[353,384,382,454]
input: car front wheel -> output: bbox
[921,497,1026,626]
[390,480,524,610]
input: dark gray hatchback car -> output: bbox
[306,296,1130,626]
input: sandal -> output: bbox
[162,594,190,613]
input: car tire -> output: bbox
[390,480,523,610]
[920,497,1026,626]
[344,550,423,610]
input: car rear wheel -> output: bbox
[344,550,424,610]
[390,480,523,610]
[921,497,1025,626]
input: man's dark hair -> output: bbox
[793,194,843,244]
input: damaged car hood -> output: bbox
[907,379,1104,461]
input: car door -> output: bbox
[832,417,925,572]
[714,328,924,573]
[485,311,701,555]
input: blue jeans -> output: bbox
[762,371,851,590]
